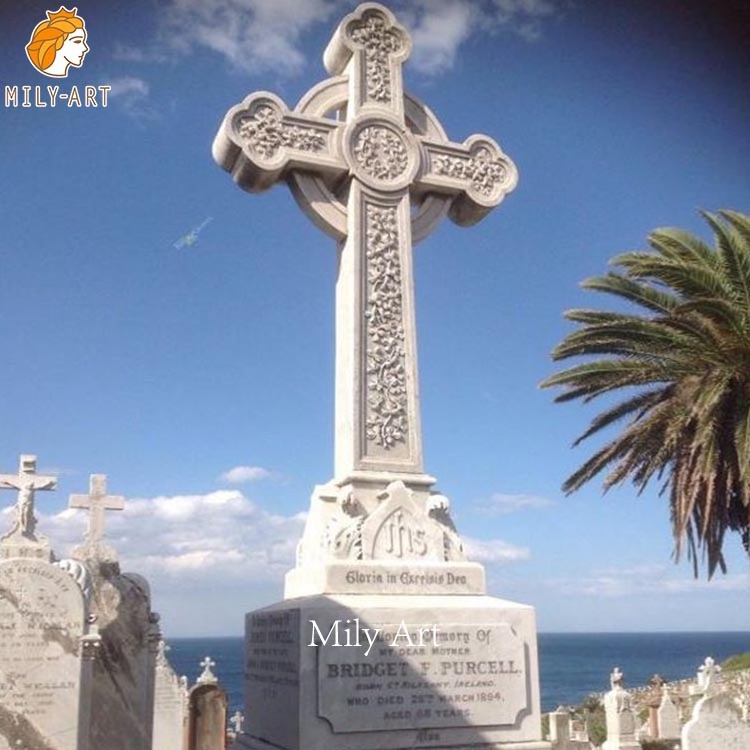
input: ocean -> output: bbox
[167,630,748,715]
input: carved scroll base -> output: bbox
[287,477,483,598]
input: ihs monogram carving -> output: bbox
[349,13,405,104]
[433,146,511,198]
[353,125,409,181]
[364,204,408,449]
[238,105,326,159]
[382,509,427,558]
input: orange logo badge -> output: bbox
[26,6,89,78]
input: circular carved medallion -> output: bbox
[344,117,418,192]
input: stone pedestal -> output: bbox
[239,593,546,750]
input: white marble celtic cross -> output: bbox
[69,474,124,555]
[0,454,57,538]
[213,2,517,490]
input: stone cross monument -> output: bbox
[213,5,545,750]
[69,473,125,560]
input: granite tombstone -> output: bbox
[187,658,228,750]
[68,474,160,750]
[0,455,99,750]
[152,640,188,750]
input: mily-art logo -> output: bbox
[5,6,110,109]
[26,6,88,78]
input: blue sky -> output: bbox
[1,0,749,636]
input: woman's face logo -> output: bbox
[26,6,89,78]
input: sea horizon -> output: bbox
[166,630,749,715]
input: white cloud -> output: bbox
[105,76,156,121]
[218,465,273,484]
[477,492,555,514]
[463,535,530,564]
[40,489,305,587]
[159,0,338,75]
[115,0,565,78]
[404,0,478,73]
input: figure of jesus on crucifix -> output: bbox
[0,455,57,540]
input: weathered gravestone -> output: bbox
[656,686,681,740]
[682,692,750,750]
[602,668,640,750]
[68,474,160,750]
[213,4,549,750]
[187,658,227,750]
[0,455,99,750]
[152,640,188,750]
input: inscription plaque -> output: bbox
[245,609,301,747]
[0,559,87,750]
[315,622,527,733]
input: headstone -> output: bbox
[602,668,640,750]
[152,640,188,750]
[548,709,570,748]
[68,475,159,750]
[682,692,750,750]
[213,4,547,750]
[0,455,99,750]
[187,658,228,750]
[656,686,681,740]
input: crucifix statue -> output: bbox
[0,454,57,541]
[213,3,517,576]
[69,474,125,560]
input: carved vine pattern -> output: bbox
[353,126,408,181]
[349,14,404,104]
[364,205,408,448]
[433,147,509,197]
[237,105,326,159]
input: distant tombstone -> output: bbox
[68,475,159,750]
[602,668,640,750]
[682,692,750,750]
[0,455,99,750]
[690,656,722,705]
[187,658,227,750]
[548,709,570,748]
[152,640,188,750]
[656,686,681,740]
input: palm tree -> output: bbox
[541,210,750,577]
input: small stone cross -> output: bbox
[197,655,217,684]
[213,2,517,493]
[697,656,722,695]
[69,474,124,555]
[230,710,244,734]
[0,455,57,538]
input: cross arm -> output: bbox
[0,474,57,491]
[212,91,346,194]
[69,494,125,511]
[415,134,518,226]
